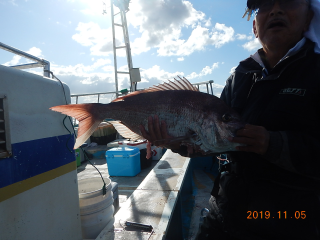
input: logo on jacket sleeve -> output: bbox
[279,88,306,96]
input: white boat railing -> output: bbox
[71,80,214,104]
[0,42,51,78]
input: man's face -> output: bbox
[253,0,313,51]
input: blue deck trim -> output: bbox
[0,134,75,189]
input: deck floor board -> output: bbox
[77,157,159,210]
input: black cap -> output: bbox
[247,0,264,10]
[244,0,262,20]
[247,0,255,8]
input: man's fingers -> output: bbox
[236,125,267,139]
[139,125,151,141]
[236,128,262,138]
[236,145,257,153]
[230,137,256,146]
[153,115,162,140]
[141,115,176,148]
[147,116,156,142]
[160,120,168,138]
[236,129,254,137]
[231,124,270,155]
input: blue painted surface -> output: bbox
[106,147,141,176]
[169,156,220,239]
[0,134,75,188]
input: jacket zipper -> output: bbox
[245,51,308,100]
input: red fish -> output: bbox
[50,77,244,154]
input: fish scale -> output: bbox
[50,78,245,154]
[104,91,203,137]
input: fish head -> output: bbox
[197,98,245,153]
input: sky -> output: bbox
[0,0,262,103]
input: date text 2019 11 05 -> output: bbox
[247,211,306,220]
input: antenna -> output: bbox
[102,1,107,15]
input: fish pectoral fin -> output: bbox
[108,121,144,141]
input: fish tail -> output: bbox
[50,103,104,149]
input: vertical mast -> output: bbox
[110,0,119,98]
[110,0,140,96]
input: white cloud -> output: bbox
[230,66,236,74]
[127,1,234,56]
[78,0,108,15]
[137,64,223,96]
[242,38,262,52]
[186,62,219,79]
[3,47,43,66]
[177,57,184,61]
[6,56,224,101]
[205,18,212,27]
[72,1,242,58]
[53,58,111,78]
[128,0,205,35]
[236,34,253,40]
[27,47,42,58]
[72,22,125,57]
[139,65,184,86]
[49,59,118,103]
[157,24,234,56]
[3,55,21,66]
[208,23,235,48]
[52,63,187,101]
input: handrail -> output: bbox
[71,80,215,104]
[71,91,118,104]
[193,80,214,95]
[0,42,50,77]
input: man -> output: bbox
[140,0,320,239]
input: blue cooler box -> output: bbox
[106,147,141,176]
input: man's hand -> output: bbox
[229,124,270,155]
[139,115,180,149]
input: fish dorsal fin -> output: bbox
[112,76,199,102]
[108,120,144,141]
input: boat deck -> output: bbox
[77,157,159,211]
[77,152,215,240]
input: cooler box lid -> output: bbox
[106,147,140,158]
[118,140,147,150]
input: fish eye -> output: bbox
[222,114,232,122]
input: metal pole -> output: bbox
[98,94,100,103]
[43,60,50,78]
[76,96,78,104]
[206,83,209,94]
[0,42,51,77]
[111,0,119,98]
[0,42,43,63]
[120,10,135,92]
[210,82,213,95]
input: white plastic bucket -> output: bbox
[78,177,114,239]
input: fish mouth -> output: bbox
[267,19,287,29]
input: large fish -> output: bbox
[50,77,244,154]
